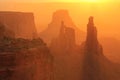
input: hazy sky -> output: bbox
[0,1,120,39]
[0,0,119,2]
[0,0,120,63]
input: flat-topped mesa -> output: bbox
[39,10,85,45]
[0,11,38,39]
[86,16,100,54]
[52,10,70,23]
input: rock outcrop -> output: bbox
[81,16,120,80]
[0,11,38,39]
[50,21,76,53]
[0,24,53,80]
[39,10,85,45]
[86,16,103,55]
[81,16,103,80]
[0,47,53,80]
[0,23,15,39]
[50,22,80,80]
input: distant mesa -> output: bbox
[50,21,76,55]
[39,9,85,45]
[0,11,38,39]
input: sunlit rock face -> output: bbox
[0,11,38,39]
[81,17,120,80]
[39,10,85,45]
[0,24,53,80]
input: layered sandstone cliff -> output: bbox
[0,23,53,80]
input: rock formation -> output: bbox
[0,47,53,80]
[81,16,120,80]
[50,21,80,80]
[0,11,38,39]
[81,16,103,80]
[86,16,103,55]
[50,21,76,53]
[0,24,53,80]
[0,23,15,39]
[39,10,85,45]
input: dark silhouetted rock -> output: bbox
[0,11,38,39]
[86,16,103,55]
[82,16,103,80]
[81,16,120,80]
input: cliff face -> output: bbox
[0,11,38,39]
[39,10,85,45]
[0,24,53,80]
[0,48,53,80]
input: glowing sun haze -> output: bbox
[56,0,111,3]
[0,0,116,3]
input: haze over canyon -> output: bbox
[0,1,120,80]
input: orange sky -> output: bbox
[0,0,118,2]
[0,2,120,39]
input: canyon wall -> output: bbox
[0,23,53,80]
